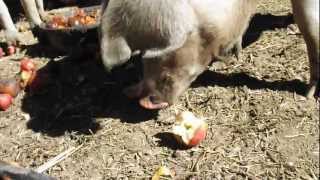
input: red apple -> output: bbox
[7,45,15,55]
[0,94,13,111]
[172,111,208,147]
[0,47,5,58]
[20,58,36,72]
[0,78,21,97]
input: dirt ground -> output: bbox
[0,0,319,179]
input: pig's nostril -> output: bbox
[149,95,156,103]
[149,95,162,104]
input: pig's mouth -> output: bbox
[139,95,169,109]
[123,82,169,109]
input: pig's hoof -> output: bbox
[139,96,169,109]
[4,30,24,45]
[305,83,319,99]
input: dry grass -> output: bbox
[0,0,319,179]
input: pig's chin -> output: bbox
[139,96,169,109]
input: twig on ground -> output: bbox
[35,144,83,173]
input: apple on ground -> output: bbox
[0,78,21,97]
[7,45,15,55]
[0,47,4,58]
[0,94,13,111]
[172,111,208,147]
[20,57,36,72]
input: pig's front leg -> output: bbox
[0,0,23,44]
[291,0,319,98]
[20,0,42,27]
[231,37,242,60]
[214,38,243,61]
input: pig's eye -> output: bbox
[157,73,174,90]
[163,74,174,84]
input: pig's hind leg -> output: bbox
[291,0,319,98]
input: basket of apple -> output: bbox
[32,5,101,54]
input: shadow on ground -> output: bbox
[21,13,302,138]
[243,13,294,48]
[21,55,158,137]
[193,70,308,95]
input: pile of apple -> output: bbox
[171,111,208,147]
[0,45,16,58]
[0,58,37,111]
[46,8,98,29]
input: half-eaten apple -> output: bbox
[172,111,208,147]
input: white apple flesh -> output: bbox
[172,111,208,147]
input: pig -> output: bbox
[291,0,319,98]
[99,0,198,71]
[101,0,319,109]
[109,0,257,109]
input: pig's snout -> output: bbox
[139,95,169,110]
[123,82,169,109]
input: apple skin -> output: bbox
[7,45,15,55]
[20,58,36,72]
[188,123,208,147]
[0,47,5,58]
[172,111,208,147]
[0,94,13,111]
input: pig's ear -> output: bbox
[142,32,188,59]
[100,35,132,72]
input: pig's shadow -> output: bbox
[242,13,294,48]
[193,71,308,95]
[21,13,300,137]
[21,55,158,137]
[192,13,308,95]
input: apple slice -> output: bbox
[20,70,33,88]
[172,111,208,147]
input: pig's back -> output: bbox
[106,0,197,50]
[190,0,257,51]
